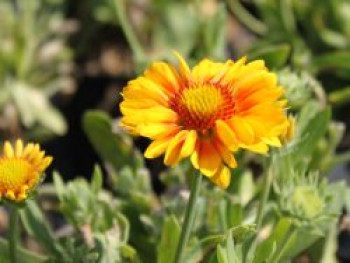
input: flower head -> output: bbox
[0,140,52,202]
[120,53,289,188]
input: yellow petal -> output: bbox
[145,62,180,93]
[215,120,238,151]
[242,142,269,154]
[144,138,171,159]
[5,190,15,200]
[139,123,179,139]
[210,165,231,189]
[229,117,255,145]
[180,130,197,158]
[262,137,282,147]
[23,143,35,158]
[38,156,53,172]
[15,139,23,157]
[221,56,247,85]
[120,106,178,126]
[173,51,191,79]
[124,77,169,104]
[3,142,14,158]
[245,117,268,139]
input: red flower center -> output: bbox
[169,82,235,132]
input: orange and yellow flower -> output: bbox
[120,54,290,188]
[0,140,52,202]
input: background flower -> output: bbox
[0,140,52,201]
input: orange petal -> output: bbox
[164,131,187,166]
[213,135,237,168]
[192,139,221,177]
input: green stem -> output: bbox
[255,165,272,230]
[324,151,350,170]
[114,0,144,62]
[9,206,20,263]
[226,0,267,35]
[174,172,202,263]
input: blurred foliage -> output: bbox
[85,0,227,72]
[228,0,350,106]
[0,0,72,140]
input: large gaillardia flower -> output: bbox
[0,140,52,201]
[120,54,289,188]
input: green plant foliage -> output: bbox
[0,0,71,139]
[157,215,181,263]
[1,0,350,262]
[87,0,228,71]
[83,111,144,172]
[0,238,46,263]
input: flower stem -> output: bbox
[256,165,272,230]
[174,172,202,263]
[114,0,144,62]
[9,206,19,263]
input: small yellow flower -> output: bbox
[120,53,289,188]
[0,139,52,202]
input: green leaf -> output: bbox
[279,227,323,261]
[216,244,228,263]
[11,82,67,135]
[157,215,181,263]
[91,164,103,195]
[248,44,291,69]
[269,218,292,246]
[225,234,237,262]
[83,110,144,172]
[20,200,67,259]
[312,51,350,73]
[227,203,243,227]
[120,245,141,262]
[53,171,65,202]
[238,171,255,206]
[203,3,227,60]
[0,238,47,263]
[252,239,276,263]
[216,233,241,263]
[152,2,200,56]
